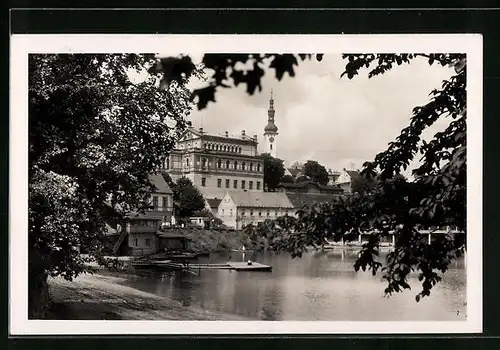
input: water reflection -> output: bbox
[117,250,466,321]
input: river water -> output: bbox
[117,250,466,321]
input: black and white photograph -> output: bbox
[10,34,482,334]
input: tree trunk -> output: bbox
[28,257,51,319]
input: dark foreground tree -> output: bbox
[173,177,206,218]
[29,54,197,318]
[303,160,330,185]
[280,174,295,184]
[260,153,286,191]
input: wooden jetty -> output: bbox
[131,260,272,272]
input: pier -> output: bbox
[131,260,272,272]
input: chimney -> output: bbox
[253,134,257,141]
[241,130,246,136]
[199,127,203,134]
[225,131,228,137]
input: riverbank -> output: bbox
[46,273,247,320]
[178,228,269,253]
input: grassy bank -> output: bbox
[168,228,269,253]
[46,273,247,320]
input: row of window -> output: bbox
[152,196,172,211]
[133,238,152,247]
[202,177,261,190]
[204,143,242,153]
[220,209,290,217]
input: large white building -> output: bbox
[164,127,265,200]
[164,92,280,200]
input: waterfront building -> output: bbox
[109,173,174,256]
[217,191,295,230]
[164,127,264,200]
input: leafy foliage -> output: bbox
[173,177,206,218]
[303,160,330,186]
[260,153,286,191]
[280,174,295,183]
[29,54,195,317]
[154,54,323,110]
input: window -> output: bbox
[257,164,261,172]
[226,160,230,169]
[270,144,273,150]
[233,180,238,188]
[250,210,254,216]
[256,181,261,190]
[239,147,242,153]
[234,161,238,170]
[230,209,233,217]
[201,177,206,187]
[186,158,190,167]
[249,181,253,190]
[134,238,138,246]
[259,212,262,217]
[223,145,227,152]
[242,162,246,170]
[226,179,230,188]
[145,238,151,247]
[162,196,169,209]
[217,159,222,168]
[201,158,207,168]
[242,211,246,216]
[222,209,225,215]
[250,163,253,171]
[267,211,270,216]
[217,179,222,188]
[241,180,246,189]
[165,158,170,169]
[152,196,159,210]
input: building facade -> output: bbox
[217,191,295,230]
[109,173,174,256]
[164,127,265,200]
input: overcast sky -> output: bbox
[147,54,453,176]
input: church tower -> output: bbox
[263,90,278,158]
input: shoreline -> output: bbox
[46,273,248,320]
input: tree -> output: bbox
[350,171,379,194]
[28,54,196,318]
[303,160,329,185]
[280,174,295,183]
[174,177,206,218]
[260,153,285,191]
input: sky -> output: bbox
[131,54,455,176]
[183,54,455,175]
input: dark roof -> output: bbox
[286,193,341,208]
[264,122,278,133]
[287,167,302,177]
[206,198,222,208]
[277,181,343,192]
[149,173,173,194]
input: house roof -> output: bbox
[225,191,294,209]
[286,193,341,208]
[287,167,302,177]
[149,173,173,194]
[181,127,257,145]
[206,198,222,209]
[277,181,344,193]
